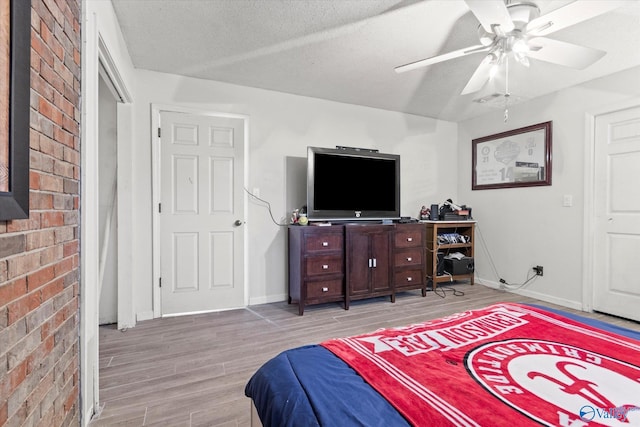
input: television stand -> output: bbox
[288,222,426,315]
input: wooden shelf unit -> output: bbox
[424,220,475,290]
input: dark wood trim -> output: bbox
[0,0,30,220]
[472,121,552,191]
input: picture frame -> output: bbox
[472,121,552,191]
[0,0,30,220]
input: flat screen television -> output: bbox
[307,146,400,221]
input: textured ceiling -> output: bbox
[111,0,640,121]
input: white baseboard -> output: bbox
[249,293,287,306]
[477,279,583,312]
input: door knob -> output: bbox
[234,220,244,226]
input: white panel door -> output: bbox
[593,105,640,321]
[160,111,245,315]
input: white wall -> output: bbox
[458,66,640,309]
[130,70,458,314]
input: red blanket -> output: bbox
[321,303,640,426]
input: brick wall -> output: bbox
[1,0,81,426]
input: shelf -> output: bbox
[425,221,475,290]
[435,243,471,249]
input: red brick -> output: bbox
[6,215,41,233]
[62,241,78,258]
[53,58,74,86]
[7,1,82,425]
[30,171,41,190]
[30,192,54,210]
[39,60,64,94]
[61,115,78,134]
[0,400,6,426]
[0,277,28,307]
[53,257,73,277]
[39,174,63,193]
[54,92,74,119]
[0,260,7,283]
[8,252,42,280]
[40,319,51,340]
[26,371,54,415]
[41,278,64,302]
[38,97,63,126]
[39,245,63,266]
[62,146,78,165]
[8,291,42,324]
[53,160,74,179]
[41,211,64,228]
[31,31,54,67]
[43,0,65,31]
[63,385,78,412]
[39,134,64,159]
[30,48,41,72]
[31,69,55,102]
[27,265,55,291]
[26,229,56,251]
[7,359,29,394]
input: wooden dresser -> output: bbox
[392,223,427,296]
[288,222,428,315]
[288,225,345,315]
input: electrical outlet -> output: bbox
[533,265,544,276]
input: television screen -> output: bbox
[307,146,400,221]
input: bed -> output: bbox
[245,303,640,426]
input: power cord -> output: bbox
[434,284,465,299]
[244,188,288,227]
[499,271,538,290]
[476,222,539,289]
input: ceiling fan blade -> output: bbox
[464,0,514,33]
[395,44,488,74]
[461,56,493,95]
[527,0,626,37]
[527,37,606,69]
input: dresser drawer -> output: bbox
[306,279,343,299]
[394,269,425,287]
[306,255,343,276]
[394,248,423,267]
[395,229,423,248]
[305,234,343,253]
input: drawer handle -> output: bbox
[322,264,329,270]
[322,242,329,247]
[407,237,413,242]
[322,287,329,292]
[407,277,413,282]
[406,257,412,262]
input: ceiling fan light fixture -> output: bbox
[514,52,530,67]
[477,26,495,46]
[512,38,529,54]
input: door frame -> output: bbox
[151,104,250,318]
[81,12,134,425]
[582,97,640,312]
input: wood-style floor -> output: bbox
[90,284,640,426]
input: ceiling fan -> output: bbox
[395,0,625,96]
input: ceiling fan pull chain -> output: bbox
[504,56,510,122]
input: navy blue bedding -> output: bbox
[245,305,640,427]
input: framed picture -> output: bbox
[0,0,30,220]
[472,121,552,190]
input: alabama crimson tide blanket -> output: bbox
[321,303,640,426]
